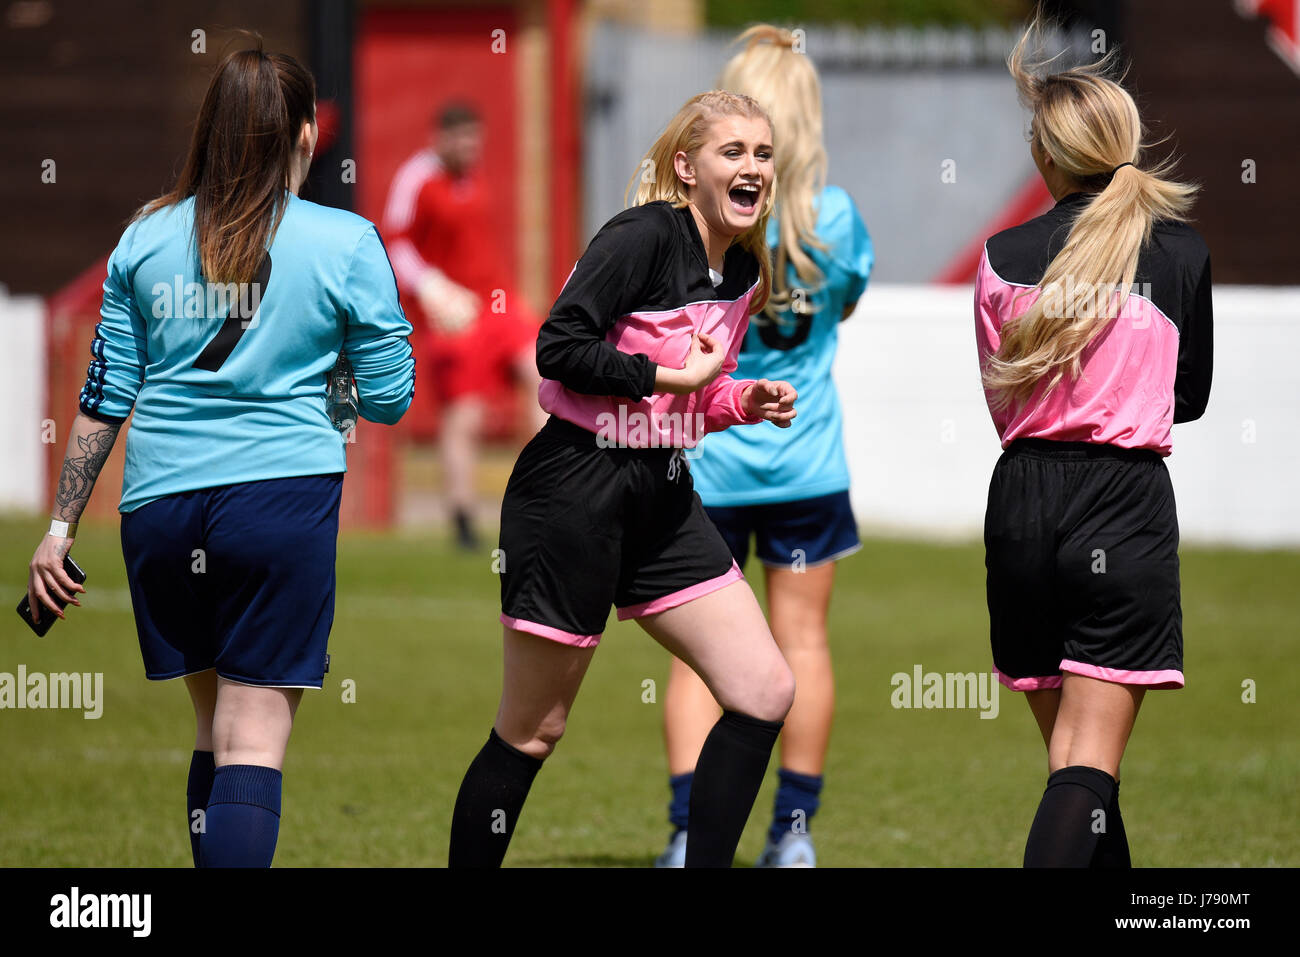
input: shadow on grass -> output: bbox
[509,854,653,868]
[511,854,754,868]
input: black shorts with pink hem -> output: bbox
[499,415,741,647]
[984,438,1184,692]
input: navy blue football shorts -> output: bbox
[984,439,1183,692]
[120,472,344,688]
[704,490,861,571]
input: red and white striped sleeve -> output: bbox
[380,150,443,295]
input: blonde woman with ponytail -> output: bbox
[449,91,799,868]
[976,17,1213,867]
[655,25,873,869]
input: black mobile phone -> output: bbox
[16,555,87,637]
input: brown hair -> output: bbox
[137,37,316,286]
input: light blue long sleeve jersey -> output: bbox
[691,184,873,506]
[80,192,415,513]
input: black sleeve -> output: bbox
[535,206,665,400]
[1173,250,1213,424]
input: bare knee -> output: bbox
[772,621,830,656]
[213,717,295,769]
[527,715,567,760]
[764,661,797,722]
[211,683,298,770]
[725,658,795,724]
[497,713,568,761]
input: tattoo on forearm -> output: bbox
[54,424,120,520]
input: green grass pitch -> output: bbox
[2,516,1296,866]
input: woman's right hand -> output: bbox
[657,332,726,395]
[27,534,83,624]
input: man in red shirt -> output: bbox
[382,102,543,549]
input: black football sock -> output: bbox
[448,728,544,868]
[1092,779,1132,868]
[1023,765,1118,867]
[685,710,784,868]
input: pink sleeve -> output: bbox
[974,245,1002,362]
[700,377,762,432]
[975,246,1010,434]
[698,317,763,433]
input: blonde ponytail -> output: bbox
[718,25,829,324]
[983,17,1198,412]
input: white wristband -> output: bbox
[49,520,77,539]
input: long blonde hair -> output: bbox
[719,24,828,324]
[983,17,1198,412]
[624,90,776,315]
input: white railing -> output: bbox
[0,286,46,511]
[835,283,1300,547]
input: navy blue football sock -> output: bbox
[200,764,283,868]
[768,767,823,845]
[185,750,215,867]
[668,771,693,833]
[685,710,783,868]
[1023,765,1117,868]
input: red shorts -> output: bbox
[417,298,539,401]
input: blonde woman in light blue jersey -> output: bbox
[657,25,873,869]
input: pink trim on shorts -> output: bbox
[994,667,1064,692]
[1059,659,1185,689]
[615,560,744,621]
[500,614,602,649]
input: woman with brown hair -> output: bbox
[976,18,1212,866]
[25,40,415,867]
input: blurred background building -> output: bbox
[1,0,1297,542]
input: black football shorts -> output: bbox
[498,415,742,647]
[985,438,1184,691]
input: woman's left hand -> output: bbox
[742,379,797,427]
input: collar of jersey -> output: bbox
[673,202,746,290]
[1052,190,1098,210]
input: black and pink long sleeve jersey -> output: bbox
[975,191,1213,456]
[535,201,764,447]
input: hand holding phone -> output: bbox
[19,553,87,637]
